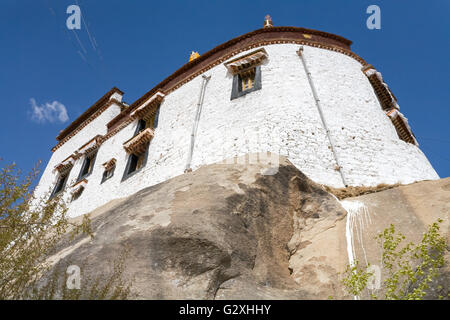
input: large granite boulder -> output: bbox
[45,154,449,299]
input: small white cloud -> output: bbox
[29,98,69,124]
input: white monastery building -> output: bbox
[34,17,439,217]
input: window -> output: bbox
[136,119,147,133]
[101,158,116,184]
[50,170,71,198]
[78,151,97,181]
[231,66,262,100]
[137,115,159,131]
[71,186,84,202]
[121,120,151,181]
[122,149,148,181]
[128,153,144,173]
[240,69,256,91]
[101,166,115,183]
[103,168,114,181]
[225,48,267,100]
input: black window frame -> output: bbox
[136,119,147,133]
[101,165,116,184]
[77,150,98,182]
[121,119,151,182]
[71,186,85,202]
[230,65,262,100]
[50,168,71,199]
[121,146,149,182]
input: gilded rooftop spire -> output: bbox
[264,15,273,28]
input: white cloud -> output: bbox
[29,98,69,124]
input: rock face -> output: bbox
[46,154,449,299]
[338,177,450,299]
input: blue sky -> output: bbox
[1,0,449,181]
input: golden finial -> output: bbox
[264,15,273,28]
[189,51,200,62]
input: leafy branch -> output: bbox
[341,219,447,300]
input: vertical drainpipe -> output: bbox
[297,46,348,187]
[185,74,211,172]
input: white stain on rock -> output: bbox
[341,199,374,299]
[341,200,373,268]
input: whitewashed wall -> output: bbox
[33,100,122,204]
[34,43,439,218]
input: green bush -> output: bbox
[342,219,447,300]
[0,161,131,299]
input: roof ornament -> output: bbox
[264,15,273,28]
[189,51,200,62]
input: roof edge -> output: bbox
[53,26,357,150]
[129,26,352,110]
[56,87,124,142]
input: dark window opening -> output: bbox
[122,145,149,181]
[136,107,160,133]
[136,119,147,133]
[122,118,153,181]
[50,170,70,198]
[71,186,84,202]
[127,153,145,175]
[80,157,91,177]
[137,117,157,133]
[231,66,262,100]
[101,166,115,183]
[78,151,97,181]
